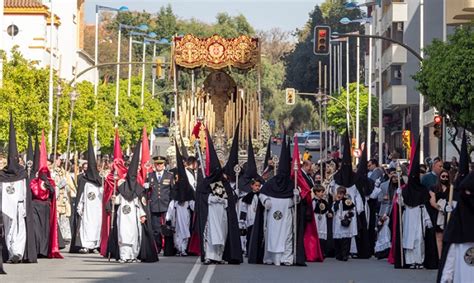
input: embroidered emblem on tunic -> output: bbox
[464,247,474,266]
[210,181,228,199]
[319,203,326,211]
[6,184,15,194]
[141,196,147,206]
[122,205,131,215]
[345,199,353,206]
[273,210,283,220]
[87,192,96,201]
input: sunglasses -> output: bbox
[440,175,449,179]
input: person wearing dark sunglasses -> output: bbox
[428,169,454,259]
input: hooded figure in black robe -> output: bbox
[390,137,438,269]
[222,123,240,184]
[0,114,34,264]
[437,171,474,282]
[23,136,38,262]
[437,130,473,282]
[195,130,242,264]
[70,134,103,253]
[239,133,265,194]
[354,143,373,259]
[248,133,306,266]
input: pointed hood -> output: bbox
[0,113,26,182]
[205,129,222,180]
[173,143,195,202]
[223,122,240,179]
[118,142,143,201]
[355,143,373,196]
[112,129,127,180]
[33,136,40,174]
[180,135,189,160]
[260,131,294,198]
[455,130,470,190]
[138,127,152,186]
[334,129,355,187]
[402,136,429,207]
[83,133,102,187]
[240,131,264,193]
[263,135,272,171]
[26,135,34,178]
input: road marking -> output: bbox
[185,257,201,283]
[202,264,216,283]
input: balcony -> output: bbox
[381,43,407,71]
[381,1,408,33]
[383,85,407,110]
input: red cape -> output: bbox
[30,168,63,259]
[291,136,324,262]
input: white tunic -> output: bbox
[1,180,27,259]
[402,205,432,265]
[332,200,356,239]
[312,199,327,240]
[116,195,145,260]
[440,243,474,283]
[260,194,294,265]
[166,200,194,253]
[77,182,103,249]
[205,195,228,261]
[240,194,258,228]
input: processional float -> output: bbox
[170,34,263,165]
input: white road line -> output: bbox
[202,264,216,283]
[185,257,202,283]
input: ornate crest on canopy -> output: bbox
[173,34,259,70]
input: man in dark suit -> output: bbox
[301,160,315,189]
[144,156,174,253]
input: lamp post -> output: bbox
[48,0,55,150]
[115,23,147,124]
[66,89,78,171]
[53,84,62,171]
[140,33,157,109]
[127,30,148,97]
[94,5,128,154]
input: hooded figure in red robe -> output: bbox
[29,132,63,259]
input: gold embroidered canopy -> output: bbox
[173,34,259,70]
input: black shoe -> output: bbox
[10,255,21,264]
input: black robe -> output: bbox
[138,193,159,263]
[195,177,242,264]
[69,176,88,253]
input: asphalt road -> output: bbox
[2,252,437,283]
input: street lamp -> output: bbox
[127,30,149,97]
[53,84,62,171]
[94,4,128,154]
[65,89,78,171]
[115,23,148,125]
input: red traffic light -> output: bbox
[313,26,331,55]
[434,115,442,124]
[318,30,327,37]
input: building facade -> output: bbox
[1,0,93,83]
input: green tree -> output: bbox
[326,83,378,139]
[284,0,363,93]
[413,26,474,132]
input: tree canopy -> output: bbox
[413,26,474,132]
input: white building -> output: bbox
[365,0,473,161]
[1,0,93,83]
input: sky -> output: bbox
[85,0,325,33]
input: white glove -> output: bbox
[238,220,246,230]
[264,199,272,210]
[58,179,67,189]
[143,182,150,189]
[396,188,402,195]
[375,178,381,188]
[445,204,453,213]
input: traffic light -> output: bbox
[285,88,296,105]
[433,115,442,138]
[351,138,357,149]
[402,130,411,149]
[155,56,165,80]
[314,26,331,55]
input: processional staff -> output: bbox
[396,161,404,267]
[292,158,299,265]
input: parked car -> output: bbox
[294,132,308,148]
[154,127,169,137]
[305,132,325,150]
